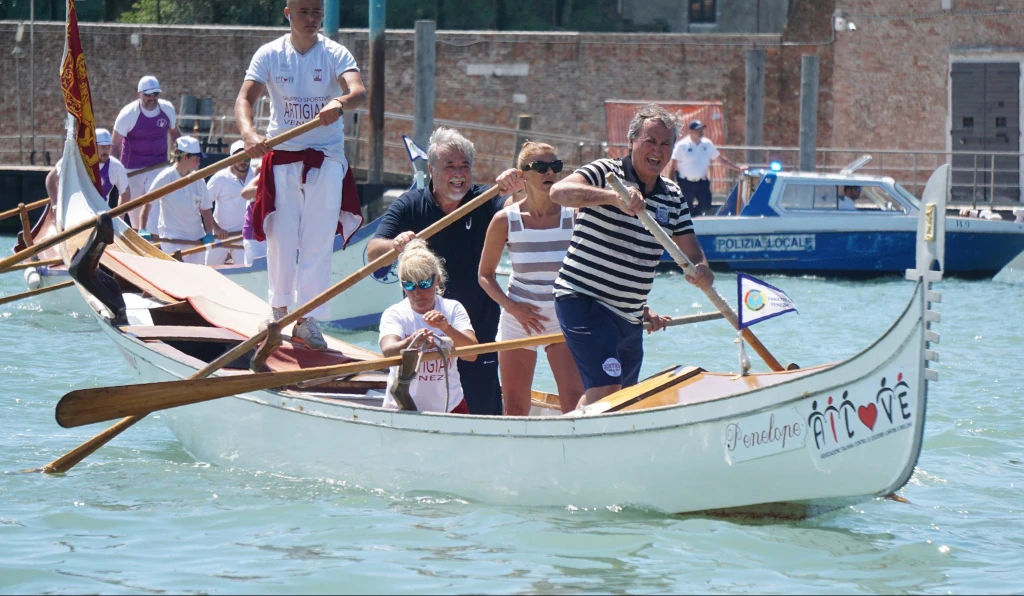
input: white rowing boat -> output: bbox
[53,121,945,514]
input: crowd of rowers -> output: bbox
[46,80,712,418]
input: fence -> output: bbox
[3,118,1021,206]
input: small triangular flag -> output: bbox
[737,273,797,329]
[403,136,429,162]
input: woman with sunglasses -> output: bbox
[379,239,479,414]
[479,142,585,415]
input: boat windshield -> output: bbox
[777,182,910,214]
[893,183,922,210]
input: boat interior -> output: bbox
[63,214,831,418]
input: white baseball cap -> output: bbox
[176,135,204,156]
[230,140,246,155]
[95,128,113,146]
[137,75,162,95]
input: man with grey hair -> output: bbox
[368,127,509,415]
[548,103,714,410]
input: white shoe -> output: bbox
[293,317,328,352]
[259,306,288,332]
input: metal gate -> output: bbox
[950,62,1021,203]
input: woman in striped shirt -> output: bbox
[479,142,584,415]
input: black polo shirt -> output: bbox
[374,182,508,344]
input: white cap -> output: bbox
[137,75,161,94]
[95,128,113,146]
[176,136,202,155]
[230,140,246,155]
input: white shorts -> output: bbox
[496,302,562,351]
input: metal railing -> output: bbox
[3,120,1020,206]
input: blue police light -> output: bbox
[769,161,783,172]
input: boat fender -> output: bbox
[23,268,42,290]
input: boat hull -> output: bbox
[677,215,1024,278]
[103,279,930,513]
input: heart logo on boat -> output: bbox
[858,403,878,430]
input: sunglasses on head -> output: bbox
[401,276,435,292]
[522,160,563,174]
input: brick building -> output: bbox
[0,0,1021,201]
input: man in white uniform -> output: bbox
[205,140,254,265]
[150,136,214,265]
[112,75,181,231]
[667,120,743,216]
[235,0,366,351]
[46,128,129,209]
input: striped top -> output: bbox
[554,156,693,321]
[505,202,575,308]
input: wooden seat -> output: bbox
[120,325,247,343]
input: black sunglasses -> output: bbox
[522,160,563,174]
[143,92,161,98]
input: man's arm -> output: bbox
[168,127,181,144]
[236,80,269,158]
[550,172,645,215]
[715,153,744,172]
[45,167,58,204]
[672,233,714,290]
[110,131,124,161]
[667,159,679,177]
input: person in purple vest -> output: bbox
[45,128,130,209]
[111,75,180,232]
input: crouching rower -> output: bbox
[379,240,478,414]
[235,0,367,351]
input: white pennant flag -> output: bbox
[403,135,429,163]
[737,273,797,329]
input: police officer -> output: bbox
[668,120,743,216]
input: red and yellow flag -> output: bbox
[59,0,102,193]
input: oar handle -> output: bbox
[606,173,783,372]
[0,118,324,274]
[0,197,48,222]
[177,234,244,258]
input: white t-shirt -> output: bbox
[206,167,254,232]
[151,166,212,241]
[112,99,178,139]
[378,296,474,413]
[245,34,359,159]
[839,196,857,210]
[54,156,128,196]
[672,136,720,181]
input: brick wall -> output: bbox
[2,0,1020,190]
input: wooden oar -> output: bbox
[0,118,323,275]
[606,173,784,372]
[0,198,48,223]
[3,258,63,273]
[0,280,75,307]
[55,312,723,429]
[177,235,244,258]
[41,180,503,473]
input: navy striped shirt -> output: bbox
[554,156,693,320]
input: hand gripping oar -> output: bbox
[39,182,505,474]
[54,312,724,428]
[606,173,783,372]
[0,118,323,275]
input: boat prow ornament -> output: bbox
[907,164,947,385]
[68,211,127,326]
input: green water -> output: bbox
[2,241,1022,593]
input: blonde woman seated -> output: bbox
[479,142,585,415]
[379,240,479,414]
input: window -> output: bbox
[778,184,837,211]
[689,0,716,24]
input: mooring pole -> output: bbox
[324,0,340,38]
[745,49,765,167]
[368,0,386,184]
[413,20,436,152]
[799,54,820,173]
